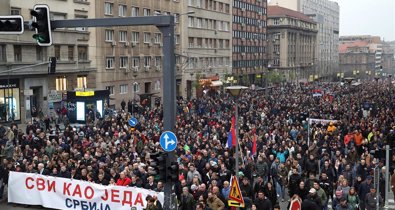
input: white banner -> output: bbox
[8,172,164,210]
[308,118,338,125]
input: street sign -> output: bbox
[160,131,177,152]
[128,117,138,127]
[228,200,245,207]
[228,175,244,205]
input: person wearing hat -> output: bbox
[301,188,321,210]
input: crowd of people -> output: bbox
[0,79,395,210]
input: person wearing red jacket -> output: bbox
[116,171,131,186]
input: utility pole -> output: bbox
[50,15,175,209]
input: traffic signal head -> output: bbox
[167,161,179,182]
[0,16,24,34]
[31,4,52,46]
[149,152,167,181]
[48,57,56,74]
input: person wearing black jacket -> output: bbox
[295,180,309,201]
[264,182,278,208]
[319,172,333,202]
[254,190,272,210]
[301,189,321,210]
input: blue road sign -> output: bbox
[160,131,177,152]
[128,117,138,127]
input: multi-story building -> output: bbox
[95,1,181,108]
[0,0,95,123]
[269,0,339,81]
[232,0,267,86]
[267,6,317,82]
[339,36,395,78]
[180,0,232,98]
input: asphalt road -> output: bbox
[1,191,394,210]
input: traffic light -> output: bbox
[48,57,56,74]
[0,16,24,34]
[167,161,179,182]
[31,4,52,46]
[149,152,167,181]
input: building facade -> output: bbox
[179,0,232,98]
[269,0,339,81]
[232,0,267,86]
[267,6,317,82]
[0,0,96,123]
[339,36,395,79]
[94,0,181,109]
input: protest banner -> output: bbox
[8,172,164,210]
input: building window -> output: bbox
[51,13,66,20]
[119,4,127,17]
[144,56,151,67]
[0,45,6,62]
[174,14,179,23]
[197,18,202,28]
[189,37,194,48]
[75,15,88,31]
[133,82,140,92]
[54,45,60,61]
[154,80,161,90]
[78,46,88,61]
[120,84,128,94]
[143,8,150,16]
[175,34,180,44]
[104,2,113,15]
[143,32,151,43]
[106,57,114,69]
[56,77,67,91]
[188,0,193,6]
[10,7,20,15]
[106,86,114,95]
[188,16,194,27]
[131,7,139,17]
[77,76,87,89]
[131,31,139,43]
[154,56,161,67]
[119,31,127,42]
[105,30,114,41]
[36,46,44,61]
[120,57,128,68]
[154,33,161,43]
[68,46,74,61]
[14,45,21,62]
[132,57,140,67]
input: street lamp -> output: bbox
[225,86,248,183]
[344,77,354,124]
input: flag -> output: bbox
[252,128,257,156]
[227,116,236,148]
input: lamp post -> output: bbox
[344,77,354,124]
[225,86,248,185]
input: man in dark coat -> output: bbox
[254,190,272,210]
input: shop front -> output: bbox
[66,90,110,124]
[0,79,20,122]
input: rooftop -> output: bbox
[268,5,316,24]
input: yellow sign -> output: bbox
[76,91,94,96]
[228,176,244,205]
[228,200,244,207]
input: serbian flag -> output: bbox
[252,128,257,155]
[227,116,236,148]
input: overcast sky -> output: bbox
[333,0,395,41]
[268,0,395,41]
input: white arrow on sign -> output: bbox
[164,134,176,149]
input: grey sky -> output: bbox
[333,0,395,41]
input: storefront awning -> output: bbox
[211,80,223,87]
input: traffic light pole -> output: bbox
[50,16,176,209]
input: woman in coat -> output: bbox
[264,182,278,208]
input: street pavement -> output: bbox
[0,193,394,210]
